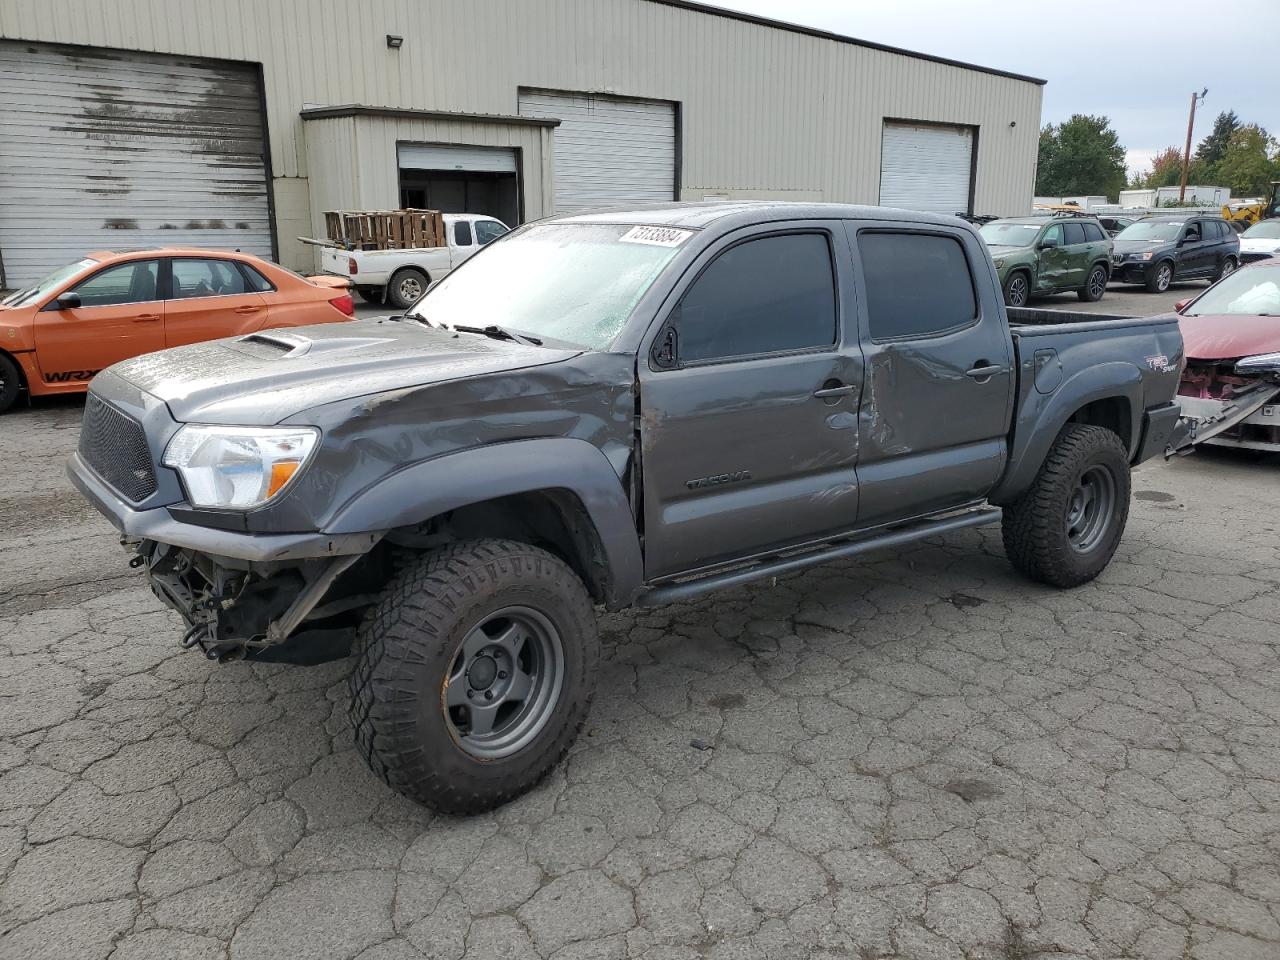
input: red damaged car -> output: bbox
[1176,259,1280,451]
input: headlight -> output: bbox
[992,257,1006,269]
[163,425,319,510]
[1129,252,1155,261]
[1236,352,1280,375]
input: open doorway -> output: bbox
[398,169,519,227]
[396,143,521,227]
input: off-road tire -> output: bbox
[1144,261,1174,293]
[1077,264,1108,302]
[0,353,23,414]
[354,285,382,304]
[347,539,599,813]
[1001,424,1131,588]
[386,268,429,310]
[1003,270,1031,307]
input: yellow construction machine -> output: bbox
[1223,182,1280,228]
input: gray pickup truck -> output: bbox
[70,202,1184,812]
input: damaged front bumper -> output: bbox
[69,452,383,660]
[1177,390,1280,452]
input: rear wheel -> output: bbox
[1077,264,1108,302]
[1145,261,1174,293]
[386,268,429,310]
[348,539,599,813]
[1214,256,1237,282]
[1003,271,1031,307]
[0,353,23,414]
[1001,424,1131,588]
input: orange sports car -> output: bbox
[0,248,355,413]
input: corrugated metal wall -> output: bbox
[0,0,1042,267]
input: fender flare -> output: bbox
[992,361,1143,504]
[323,437,644,607]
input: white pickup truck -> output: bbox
[319,213,509,308]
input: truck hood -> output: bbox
[1178,312,1280,361]
[985,244,1029,257]
[103,318,580,424]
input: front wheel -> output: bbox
[386,268,429,310]
[348,540,599,813]
[1214,256,1237,281]
[1077,264,1108,302]
[1145,261,1174,293]
[0,353,23,414]
[1001,424,1131,588]
[1003,271,1031,307]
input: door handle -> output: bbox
[233,305,261,314]
[132,314,161,323]
[965,363,1004,381]
[813,383,856,399]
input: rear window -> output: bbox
[860,232,977,341]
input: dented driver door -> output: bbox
[638,223,863,581]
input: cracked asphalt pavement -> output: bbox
[2,398,1279,960]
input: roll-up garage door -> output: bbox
[878,122,974,216]
[518,90,675,214]
[0,41,272,288]
[397,143,517,173]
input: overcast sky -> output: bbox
[706,0,1278,178]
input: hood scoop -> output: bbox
[230,331,391,360]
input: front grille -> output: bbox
[79,394,157,502]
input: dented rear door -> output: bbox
[846,221,1016,525]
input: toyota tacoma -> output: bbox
[70,203,1184,813]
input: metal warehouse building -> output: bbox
[0,0,1044,286]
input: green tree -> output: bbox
[1138,146,1186,189]
[1194,110,1239,171]
[1036,115,1128,201]
[1215,125,1280,197]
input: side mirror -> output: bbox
[1174,298,1191,313]
[1039,238,1059,250]
[43,291,82,311]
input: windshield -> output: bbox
[1,258,98,308]
[1116,221,1183,242]
[979,222,1041,246]
[1242,221,1280,240]
[1184,266,1280,317]
[407,222,688,349]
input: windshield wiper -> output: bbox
[451,323,543,347]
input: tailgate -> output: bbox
[318,245,352,277]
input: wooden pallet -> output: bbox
[324,209,446,250]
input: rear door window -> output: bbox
[1083,223,1106,242]
[859,232,977,341]
[170,259,251,299]
[453,221,474,247]
[673,232,837,364]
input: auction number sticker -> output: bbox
[620,225,693,247]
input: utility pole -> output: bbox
[1179,88,1208,203]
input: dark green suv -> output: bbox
[980,216,1114,306]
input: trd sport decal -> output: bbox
[44,369,101,383]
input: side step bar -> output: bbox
[637,507,1002,608]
